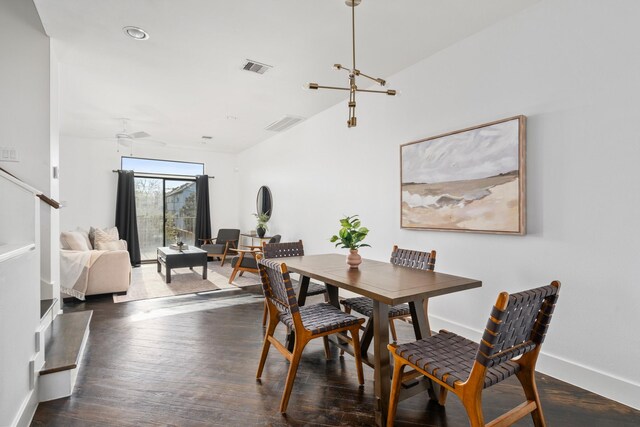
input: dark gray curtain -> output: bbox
[115,170,141,266]
[194,175,212,247]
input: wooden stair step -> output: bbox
[41,311,93,375]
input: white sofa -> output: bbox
[60,228,131,297]
[83,249,131,296]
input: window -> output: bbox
[122,157,203,260]
[121,157,204,176]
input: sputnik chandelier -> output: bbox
[307,0,396,128]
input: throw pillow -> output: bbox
[60,231,91,251]
[93,227,120,247]
[89,226,118,248]
[95,240,127,251]
[76,228,93,250]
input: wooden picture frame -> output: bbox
[400,115,526,235]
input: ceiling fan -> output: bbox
[114,118,166,152]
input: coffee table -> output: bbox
[157,247,208,284]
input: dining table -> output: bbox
[282,253,482,426]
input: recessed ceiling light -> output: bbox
[123,26,149,40]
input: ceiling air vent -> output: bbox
[242,59,272,74]
[265,116,305,132]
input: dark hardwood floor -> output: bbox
[33,287,639,426]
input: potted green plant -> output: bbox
[253,212,269,237]
[329,215,370,269]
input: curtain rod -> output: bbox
[112,170,215,179]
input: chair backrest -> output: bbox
[263,240,304,259]
[269,234,282,244]
[476,281,560,368]
[216,228,240,244]
[258,257,299,318]
[390,245,436,271]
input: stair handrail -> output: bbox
[0,167,60,209]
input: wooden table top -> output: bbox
[283,254,482,305]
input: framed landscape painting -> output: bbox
[400,115,526,234]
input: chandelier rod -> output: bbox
[351,0,356,72]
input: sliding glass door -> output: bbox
[135,178,163,260]
[134,177,197,261]
[165,180,196,248]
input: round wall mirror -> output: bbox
[256,186,273,220]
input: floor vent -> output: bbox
[265,116,305,132]
[242,59,272,74]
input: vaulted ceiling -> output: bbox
[35,0,539,152]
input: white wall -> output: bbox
[41,40,61,310]
[0,0,51,425]
[237,0,640,409]
[59,138,239,237]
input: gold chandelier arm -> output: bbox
[308,83,351,91]
[333,64,352,73]
[356,70,386,86]
[356,88,397,95]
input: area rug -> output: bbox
[113,261,261,303]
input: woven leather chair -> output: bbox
[256,257,365,413]
[386,281,561,427]
[263,240,328,301]
[341,245,436,342]
[200,228,240,266]
[260,240,328,330]
[228,234,281,283]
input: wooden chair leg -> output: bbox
[350,326,365,386]
[386,355,406,427]
[323,336,331,360]
[279,337,308,413]
[261,300,268,327]
[516,366,546,427]
[228,266,240,284]
[461,392,484,427]
[239,271,244,276]
[256,312,279,379]
[438,387,448,406]
[389,318,398,343]
[340,306,352,356]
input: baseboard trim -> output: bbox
[12,387,38,427]
[429,314,640,410]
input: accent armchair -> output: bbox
[200,228,240,266]
[228,234,281,283]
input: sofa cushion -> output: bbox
[60,231,91,251]
[95,239,127,251]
